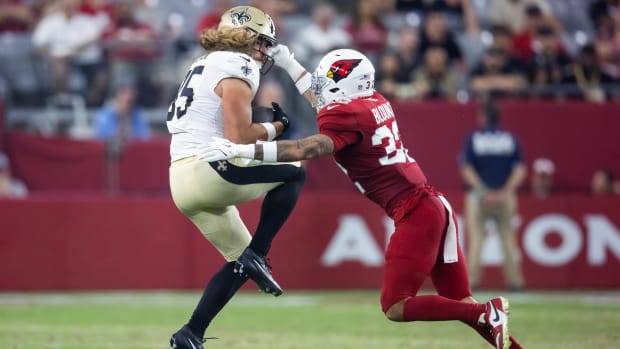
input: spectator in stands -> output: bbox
[103,0,161,107]
[195,0,235,37]
[32,0,108,106]
[291,2,352,71]
[589,1,620,79]
[394,0,464,16]
[0,152,27,199]
[459,101,527,292]
[561,43,617,102]
[589,0,620,41]
[251,0,297,43]
[530,157,555,198]
[345,0,388,64]
[596,38,620,80]
[418,10,463,68]
[490,24,526,71]
[528,25,572,97]
[489,0,560,35]
[410,45,462,99]
[591,168,620,196]
[511,4,562,63]
[79,0,113,30]
[375,50,402,99]
[0,1,36,105]
[372,26,421,100]
[469,46,527,98]
[93,84,151,141]
[0,0,33,33]
[393,25,421,81]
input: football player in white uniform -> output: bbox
[167,6,306,349]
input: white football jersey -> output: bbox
[167,51,260,162]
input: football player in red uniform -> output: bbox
[199,48,524,349]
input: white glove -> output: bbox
[198,137,247,162]
[269,44,310,93]
[270,44,298,73]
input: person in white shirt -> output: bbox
[291,2,352,69]
[32,0,107,105]
[167,6,307,349]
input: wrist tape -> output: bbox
[260,122,276,141]
[262,141,278,162]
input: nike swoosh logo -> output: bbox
[492,303,500,323]
[240,56,250,62]
[326,104,339,110]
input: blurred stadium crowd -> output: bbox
[1,0,620,138]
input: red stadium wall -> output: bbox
[1,193,619,291]
[391,100,620,193]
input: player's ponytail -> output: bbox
[199,26,254,56]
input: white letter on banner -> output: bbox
[321,214,384,267]
[585,215,620,265]
[523,214,582,267]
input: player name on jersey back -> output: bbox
[371,102,395,124]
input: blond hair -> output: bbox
[199,26,256,55]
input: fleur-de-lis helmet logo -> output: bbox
[231,9,251,26]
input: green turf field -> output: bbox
[1,290,619,349]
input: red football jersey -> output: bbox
[317,91,429,216]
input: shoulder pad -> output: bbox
[318,106,358,131]
[207,51,260,94]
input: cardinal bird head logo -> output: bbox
[326,59,362,82]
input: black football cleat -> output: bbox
[170,325,205,349]
[235,247,283,296]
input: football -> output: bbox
[251,105,275,123]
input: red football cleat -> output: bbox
[484,297,510,349]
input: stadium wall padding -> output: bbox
[1,193,619,290]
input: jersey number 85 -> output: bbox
[167,65,204,121]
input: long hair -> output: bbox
[199,26,256,55]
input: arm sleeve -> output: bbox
[317,109,360,152]
[320,128,359,152]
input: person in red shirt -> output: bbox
[102,0,160,106]
[199,47,524,349]
[344,0,388,64]
[194,0,235,38]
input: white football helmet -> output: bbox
[311,49,375,111]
